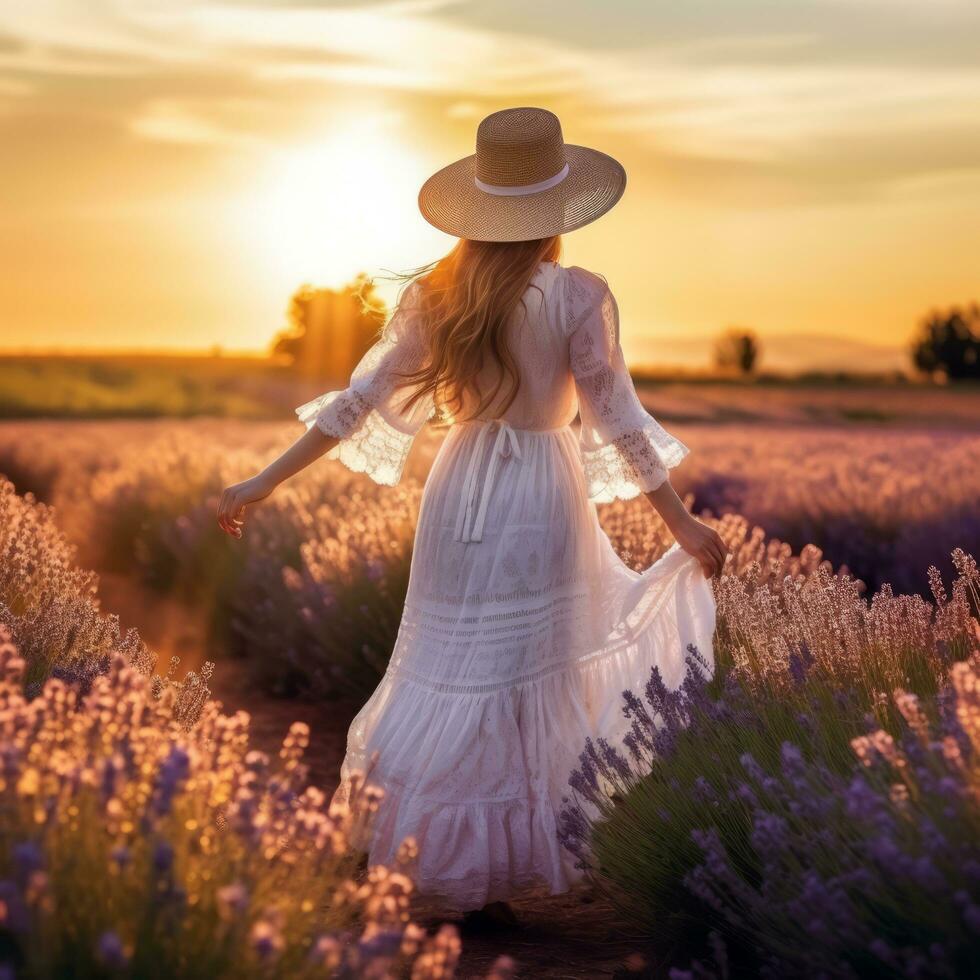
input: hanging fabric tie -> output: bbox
[454,420,523,544]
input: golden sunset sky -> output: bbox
[1,1,979,368]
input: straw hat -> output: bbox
[418,107,626,242]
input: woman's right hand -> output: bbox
[217,474,276,539]
[672,514,728,579]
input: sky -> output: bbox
[1,0,979,368]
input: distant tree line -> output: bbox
[711,304,980,382]
[270,277,978,385]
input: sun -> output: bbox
[246,115,444,301]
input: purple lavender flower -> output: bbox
[217,881,249,920]
[0,880,29,933]
[96,931,129,970]
[357,928,402,960]
[152,745,190,817]
[152,839,174,874]
[750,812,788,856]
[12,841,44,880]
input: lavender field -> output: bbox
[0,408,978,978]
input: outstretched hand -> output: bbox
[673,514,728,579]
[217,475,275,539]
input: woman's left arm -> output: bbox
[644,480,728,579]
[217,426,338,538]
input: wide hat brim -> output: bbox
[418,143,626,243]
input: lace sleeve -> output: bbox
[565,267,688,503]
[295,282,433,486]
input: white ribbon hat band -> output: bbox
[474,162,570,197]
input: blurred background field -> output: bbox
[0,354,300,419]
[4,352,980,427]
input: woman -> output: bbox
[218,108,724,918]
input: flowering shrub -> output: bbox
[599,494,837,587]
[51,425,425,701]
[221,483,421,700]
[713,554,977,733]
[680,655,980,978]
[559,551,980,971]
[74,430,284,591]
[0,628,486,979]
[0,478,211,727]
[5,418,976,704]
[669,426,980,596]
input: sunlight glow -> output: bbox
[246,116,443,299]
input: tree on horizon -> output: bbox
[271,274,387,381]
[911,304,980,381]
[714,328,760,376]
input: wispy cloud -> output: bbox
[1,1,977,202]
[130,96,262,145]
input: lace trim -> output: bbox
[582,418,689,503]
[293,283,431,486]
[563,265,610,338]
[325,389,373,438]
[296,397,416,486]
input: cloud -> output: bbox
[0,1,978,202]
[130,97,255,145]
[0,76,33,97]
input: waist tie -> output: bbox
[454,420,523,544]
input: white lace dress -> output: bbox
[297,262,716,911]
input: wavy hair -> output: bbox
[393,236,561,421]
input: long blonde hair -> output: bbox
[395,236,561,421]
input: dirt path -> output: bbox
[97,573,351,790]
[96,573,653,979]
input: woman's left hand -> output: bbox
[672,514,729,579]
[217,475,275,539]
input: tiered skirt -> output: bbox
[335,421,716,911]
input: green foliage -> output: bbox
[0,356,305,420]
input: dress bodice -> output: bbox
[457,261,578,431]
[296,262,688,502]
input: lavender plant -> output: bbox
[221,482,420,700]
[0,478,211,727]
[0,627,491,979]
[59,426,424,701]
[682,654,980,978]
[670,426,980,596]
[560,551,980,971]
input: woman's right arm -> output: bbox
[217,426,338,539]
[218,283,435,539]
